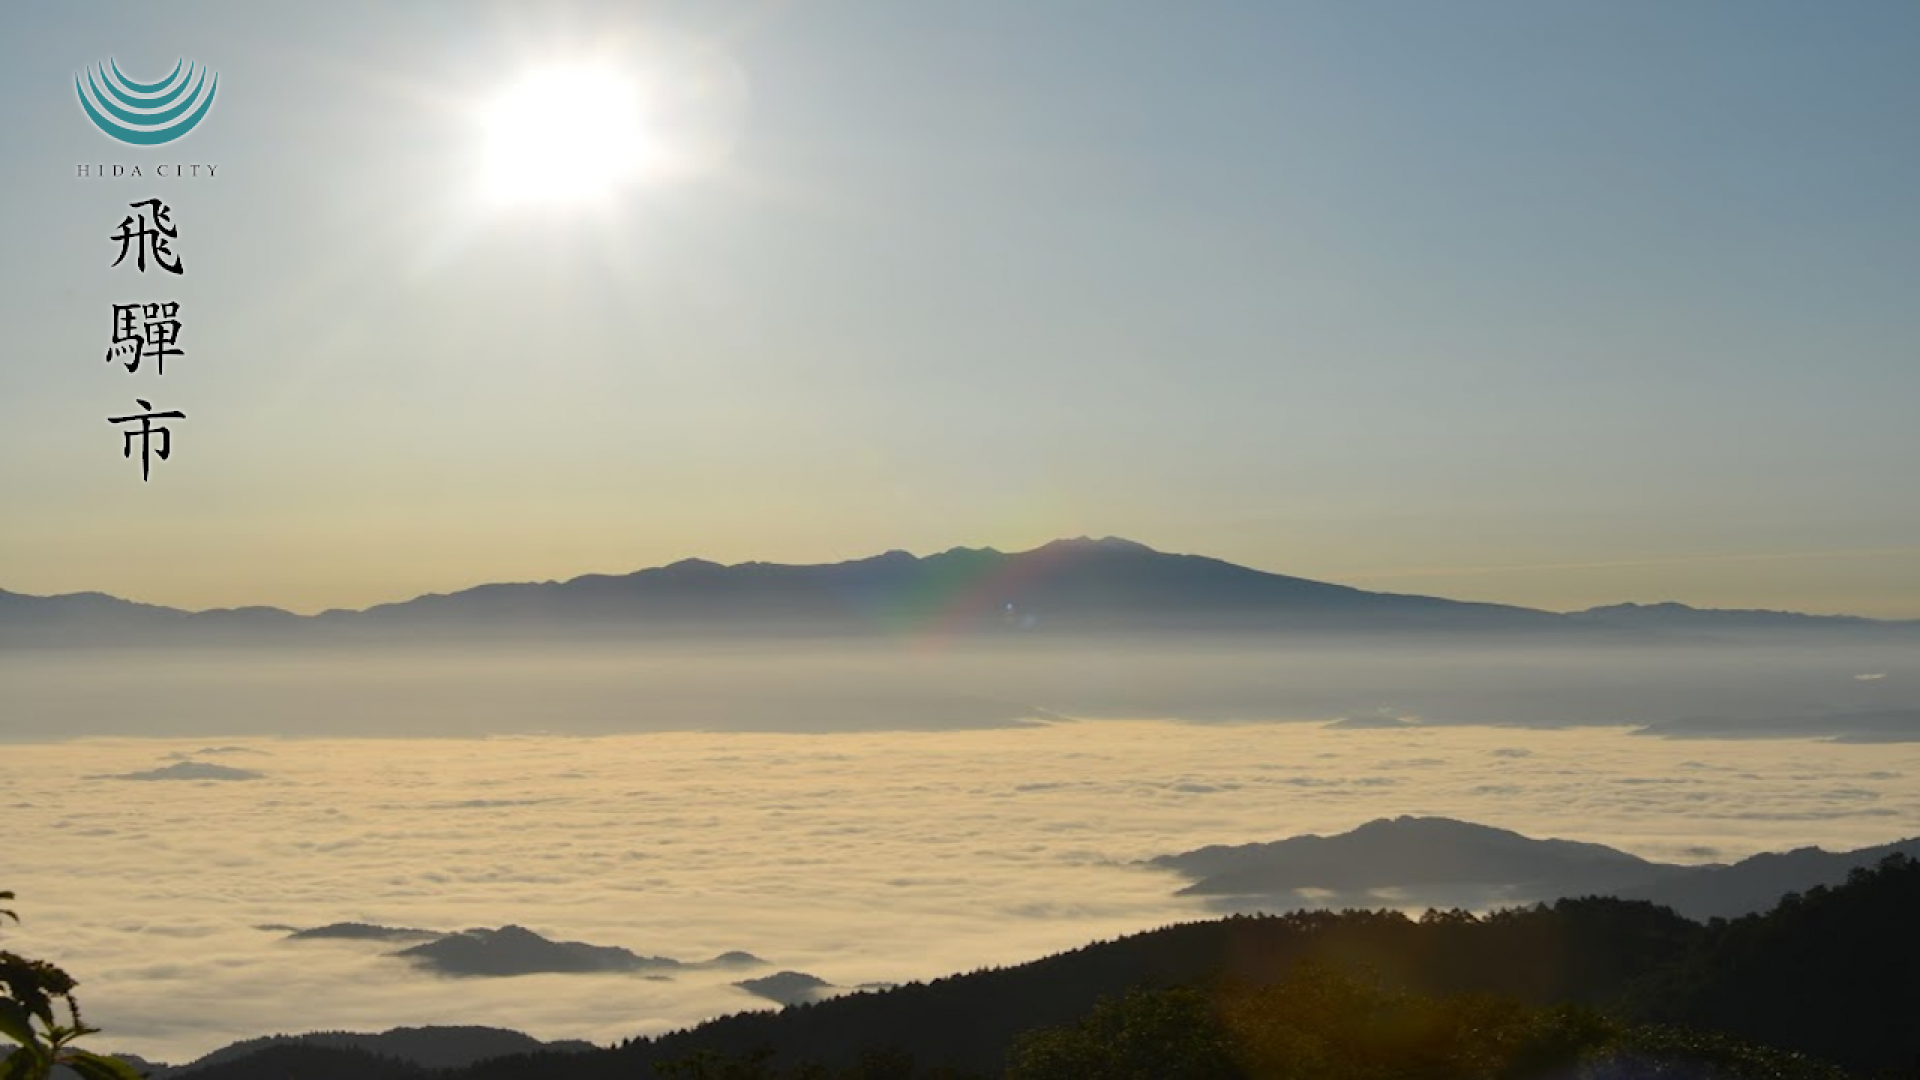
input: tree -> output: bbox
[0,890,144,1080]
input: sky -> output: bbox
[1,1,1916,616]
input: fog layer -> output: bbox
[4,716,1915,1062]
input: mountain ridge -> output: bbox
[8,538,1914,645]
[1152,815,1920,920]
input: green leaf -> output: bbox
[0,1002,37,1051]
[62,1050,147,1080]
[0,1047,45,1080]
[44,1023,100,1050]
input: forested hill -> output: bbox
[421,853,1917,1079]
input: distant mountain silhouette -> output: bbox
[735,971,837,1007]
[319,537,1581,639]
[1153,815,1920,919]
[1618,835,1920,918]
[12,540,1915,645]
[732,971,898,1007]
[0,587,303,645]
[12,539,1919,648]
[1154,816,1674,906]
[1322,713,1420,730]
[139,1044,422,1080]
[0,540,1640,645]
[1634,707,1920,743]
[1570,601,1920,636]
[124,1025,594,1078]
[394,925,680,976]
[704,950,772,969]
[92,761,265,782]
[285,922,444,943]
[390,924,766,977]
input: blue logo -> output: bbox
[76,58,219,146]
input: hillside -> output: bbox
[425,854,1912,1078]
[99,856,1919,1078]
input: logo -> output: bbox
[75,58,219,146]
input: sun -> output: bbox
[478,64,651,206]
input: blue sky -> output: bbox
[1,1,1915,614]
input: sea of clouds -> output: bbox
[5,719,1917,1064]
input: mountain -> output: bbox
[1634,707,1920,743]
[735,971,837,1007]
[1619,835,1920,918]
[388,924,766,977]
[1569,601,1920,637]
[321,536,1576,639]
[12,539,1915,646]
[93,761,266,782]
[137,1044,423,1080]
[101,1026,597,1079]
[392,925,686,977]
[1153,816,1682,906]
[0,587,303,644]
[165,1026,593,1076]
[286,922,445,943]
[1152,816,1920,920]
[0,538,1605,646]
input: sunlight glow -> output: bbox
[478,65,650,206]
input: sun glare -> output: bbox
[479,65,649,206]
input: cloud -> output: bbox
[2,718,1917,1064]
[427,798,566,810]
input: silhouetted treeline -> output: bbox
[1005,967,1849,1080]
[1629,855,1920,1072]
[121,1043,423,1080]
